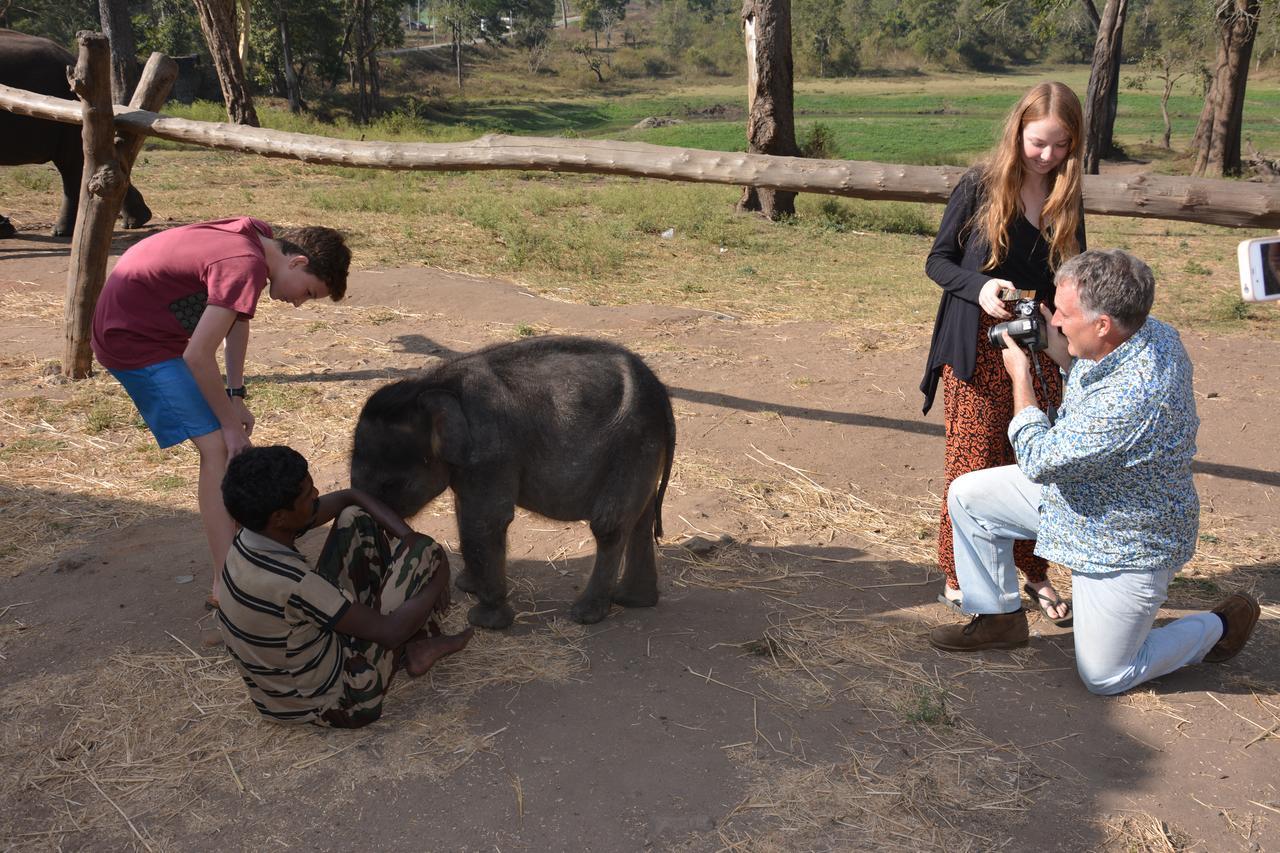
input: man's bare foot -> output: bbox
[405,627,474,677]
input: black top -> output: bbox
[919,168,1086,414]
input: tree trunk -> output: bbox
[1082,0,1126,174]
[737,0,799,220]
[1100,12,1124,158]
[192,0,260,126]
[1160,72,1174,149]
[454,22,464,91]
[561,0,569,28]
[279,9,302,113]
[63,43,177,378]
[351,0,370,123]
[238,0,252,64]
[1193,0,1261,178]
[97,0,137,104]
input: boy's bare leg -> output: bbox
[191,430,234,605]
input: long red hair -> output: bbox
[977,82,1084,272]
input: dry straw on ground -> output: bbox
[0,617,588,850]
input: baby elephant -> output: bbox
[350,336,675,629]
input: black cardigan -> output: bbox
[919,168,1086,414]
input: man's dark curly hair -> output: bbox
[222,446,310,532]
[275,226,351,301]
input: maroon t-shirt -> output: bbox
[91,217,273,370]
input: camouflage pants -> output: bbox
[312,506,447,729]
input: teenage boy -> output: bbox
[219,445,473,728]
[91,217,351,606]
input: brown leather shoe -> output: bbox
[1203,593,1260,663]
[929,610,1029,652]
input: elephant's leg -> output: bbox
[456,494,516,630]
[120,184,152,229]
[613,498,659,609]
[51,153,81,238]
[570,521,626,625]
[0,215,14,239]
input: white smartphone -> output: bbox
[1237,236,1280,303]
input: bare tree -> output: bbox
[1193,0,1262,177]
[97,0,138,104]
[738,0,799,220]
[192,0,260,125]
[1082,0,1127,173]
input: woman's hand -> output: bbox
[979,279,1015,319]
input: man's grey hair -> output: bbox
[1055,249,1155,332]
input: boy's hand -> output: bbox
[232,398,255,437]
[222,424,252,459]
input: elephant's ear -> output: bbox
[420,390,471,467]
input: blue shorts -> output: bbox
[109,359,221,448]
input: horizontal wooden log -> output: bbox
[2,83,1278,229]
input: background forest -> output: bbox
[5,0,1279,122]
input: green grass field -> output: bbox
[3,62,1277,339]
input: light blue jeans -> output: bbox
[948,465,1223,695]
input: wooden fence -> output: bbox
[2,38,1280,376]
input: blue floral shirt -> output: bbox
[1008,318,1199,575]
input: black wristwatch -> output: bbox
[226,386,247,399]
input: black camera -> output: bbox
[988,297,1047,351]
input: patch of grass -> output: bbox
[815,198,934,236]
[147,474,186,491]
[1183,260,1212,276]
[901,685,951,726]
[0,436,65,457]
[1169,576,1222,596]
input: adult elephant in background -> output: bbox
[0,28,152,238]
[351,336,676,630]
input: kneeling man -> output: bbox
[929,249,1259,695]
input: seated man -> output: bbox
[929,249,1260,695]
[219,445,472,727]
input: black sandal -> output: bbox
[1023,583,1073,627]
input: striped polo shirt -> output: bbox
[218,528,354,723]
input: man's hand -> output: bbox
[1001,332,1040,416]
[999,331,1031,379]
[231,397,256,437]
[1039,303,1071,370]
[979,279,1015,319]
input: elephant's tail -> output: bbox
[654,393,676,542]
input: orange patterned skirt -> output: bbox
[938,311,1063,590]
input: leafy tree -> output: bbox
[133,0,204,58]
[0,0,97,49]
[436,0,503,90]
[1125,0,1205,148]
[572,41,608,81]
[249,0,345,112]
[509,0,558,73]
[579,0,626,47]
[794,0,859,77]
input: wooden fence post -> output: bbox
[62,39,176,379]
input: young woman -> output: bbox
[920,82,1086,625]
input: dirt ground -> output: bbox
[1,221,1278,852]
